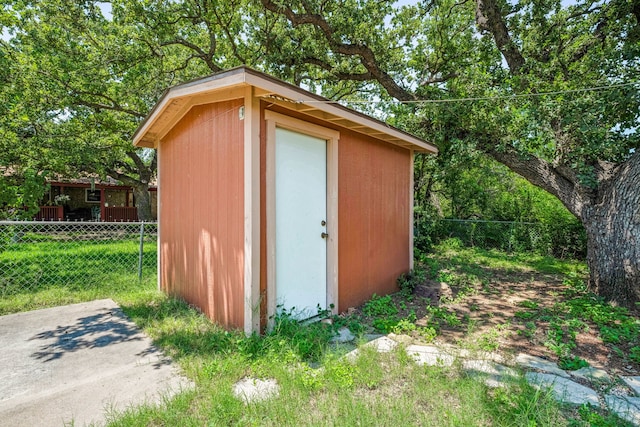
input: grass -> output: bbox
[107,295,568,426]
[0,239,157,314]
[424,238,587,276]
[1,238,635,425]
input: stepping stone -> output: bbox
[605,395,640,426]
[363,334,385,342]
[330,327,355,344]
[525,372,600,407]
[516,354,571,378]
[344,336,398,362]
[457,348,505,364]
[233,378,279,404]
[363,336,398,353]
[463,360,519,388]
[406,345,455,367]
[387,333,413,345]
[571,367,612,384]
[622,377,640,397]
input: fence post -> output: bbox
[138,222,145,281]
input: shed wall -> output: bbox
[337,130,411,310]
[159,99,245,329]
[259,104,411,317]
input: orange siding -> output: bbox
[159,99,245,329]
[338,130,411,311]
[259,104,412,316]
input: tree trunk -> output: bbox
[131,182,153,221]
[486,146,640,306]
[583,153,640,307]
[107,151,157,222]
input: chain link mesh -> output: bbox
[416,218,586,259]
[0,221,157,297]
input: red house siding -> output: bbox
[159,99,245,329]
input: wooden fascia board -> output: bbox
[133,73,248,148]
[134,84,248,148]
[244,73,437,154]
[134,68,438,154]
[152,86,247,144]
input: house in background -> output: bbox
[36,176,157,222]
[134,66,437,334]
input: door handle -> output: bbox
[321,232,329,239]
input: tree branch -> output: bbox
[481,142,591,219]
[475,0,525,74]
[260,0,415,101]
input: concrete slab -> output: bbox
[329,327,355,344]
[525,372,600,407]
[0,299,193,426]
[516,353,571,378]
[233,377,279,404]
[462,360,519,388]
[622,376,640,397]
[605,395,640,426]
[406,345,455,367]
[571,367,613,384]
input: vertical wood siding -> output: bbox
[259,105,412,318]
[338,130,411,311]
[160,99,245,329]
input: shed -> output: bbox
[133,66,437,334]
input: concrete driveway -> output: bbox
[0,299,192,426]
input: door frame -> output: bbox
[265,110,339,323]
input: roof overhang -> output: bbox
[133,66,437,154]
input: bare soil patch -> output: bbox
[351,251,640,376]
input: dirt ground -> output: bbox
[355,267,640,376]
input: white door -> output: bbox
[275,127,327,319]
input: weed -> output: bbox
[440,237,465,250]
[423,257,440,279]
[426,305,461,327]
[390,314,417,335]
[299,366,324,391]
[515,310,538,320]
[544,318,588,360]
[362,294,398,317]
[478,327,502,352]
[397,267,426,296]
[519,300,540,309]
[558,356,589,371]
[436,271,456,284]
[418,326,438,343]
[371,316,400,333]
[519,321,537,339]
[324,358,355,389]
[629,346,640,364]
[570,404,635,427]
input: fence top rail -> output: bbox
[0,220,157,226]
[439,218,540,225]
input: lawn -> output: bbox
[112,296,569,427]
[1,238,634,425]
[0,237,158,315]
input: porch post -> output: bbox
[100,186,106,221]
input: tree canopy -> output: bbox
[1,0,638,304]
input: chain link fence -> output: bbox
[415,218,587,259]
[0,221,157,298]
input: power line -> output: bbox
[297,81,639,105]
